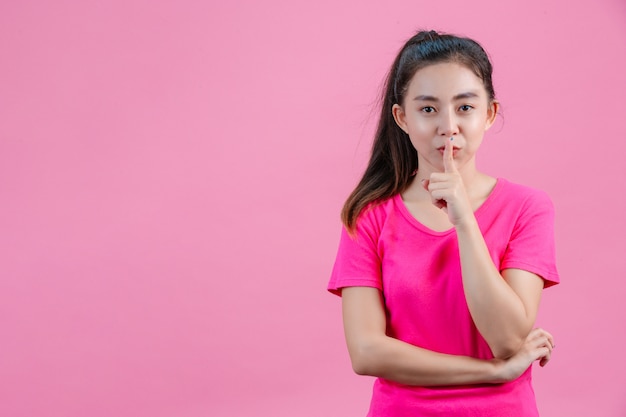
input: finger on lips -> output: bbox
[443,136,456,173]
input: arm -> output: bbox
[341,286,551,386]
[427,139,551,358]
[455,220,544,358]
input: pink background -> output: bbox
[1,1,625,416]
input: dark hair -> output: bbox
[341,30,497,232]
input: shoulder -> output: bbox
[354,196,398,231]
[493,179,556,238]
[345,195,404,248]
[495,179,560,286]
[496,178,555,211]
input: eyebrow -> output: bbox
[413,91,481,102]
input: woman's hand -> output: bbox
[494,328,555,383]
[423,138,474,226]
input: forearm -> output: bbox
[349,333,505,386]
[455,217,532,357]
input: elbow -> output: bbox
[490,338,525,360]
[349,340,381,376]
[351,358,371,376]
[491,346,517,360]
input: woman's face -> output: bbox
[392,61,498,174]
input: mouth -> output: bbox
[437,147,461,155]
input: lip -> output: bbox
[437,147,461,155]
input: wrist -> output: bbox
[453,213,479,231]
[488,358,509,383]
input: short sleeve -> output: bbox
[500,190,560,287]
[327,210,383,296]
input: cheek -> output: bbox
[407,116,433,135]
[470,111,493,129]
[465,115,488,129]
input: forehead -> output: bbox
[406,62,486,97]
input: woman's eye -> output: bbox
[459,105,473,112]
[421,106,436,113]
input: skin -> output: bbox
[342,61,555,386]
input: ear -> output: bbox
[484,100,499,131]
[392,104,409,134]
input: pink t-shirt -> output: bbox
[328,178,560,417]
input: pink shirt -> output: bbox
[328,178,559,416]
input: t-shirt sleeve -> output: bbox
[327,210,383,296]
[500,189,560,287]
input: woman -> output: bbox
[328,30,559,416]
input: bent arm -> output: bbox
[455,218,544,358]
[342,286,506,386]
[427,140,556,359]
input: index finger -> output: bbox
[443,137,457,173]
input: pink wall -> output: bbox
[1,1,625,416]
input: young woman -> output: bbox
[328,31,560,416]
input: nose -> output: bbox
[437,109,460,137]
